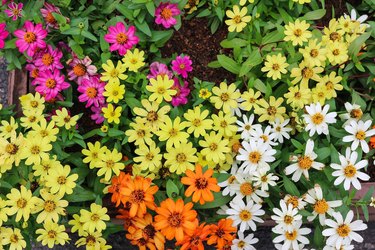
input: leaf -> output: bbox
[65,185,96,202]
[313,224,324,248]
[145,1,155,16]
[194,192,232,209]
[253,79,267,93]
[217,55,240,74]
[52,13,67,24]
[108,128,124,137]
[220,38,248,48]
[351,91,367,110]
[262,30,284,44]
[166,179,179,199]
[348,32,371,59]
[135,20,152,37]
[283,175,300,196]
[115,4,134,21]
[81,30,98,42]
[301,9,326,20]
[316,147,331,161]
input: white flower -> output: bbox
[284,195,307,210]
[271,119,292,144]
[231,231,259,250]
[370,197,375,208]
[343,120,375,153]
[236,114,260,140]
[322,210,367,249]
[285,139,324,181]
[323,242,354,250]
[331,148,370,190]
[339,103,363,125]
[253,168,279,191]
[272,220,311,250]
[226,197,265,232]
[303,103,337,136]
[304,184,342,225]
[249,125,277,146]
[232,174,268,204]
[218,174,238,196]
[232,92,244,117]
[237,140,276,174]
[271,200,302,232]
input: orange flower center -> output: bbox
[220,93,229,102]
[161,8,172,19]
[45,78,56,89]
[73,63,87,76]
[168,212,182,227]
[344,165,357,178]
[42,53,54,66]
[285,230,298,240]
[248,151,261,164]
[228,175,236,184]
[286,196,299,209]
[86,87,98,98]
[312,113,324,125]
[298,156,313,170]
[46,12,57,24]
[143,225,156,238]
[146,111,158,122]
[239,210,252,221]
[302,67,314,78]
[240,182,253,196]
[5,143,18,154]
[116,32,128,45]
[314,199,329,214]
[179,64,185,69]
[355,130,366,140]
[195,177,208,189]
[12,9,20,16]
[130,190,145,204]
[31,68,39,78]
[284,215,294,224]
[232,141,242,153]
[24,32,36,44]
[350,109,362,119]
[337,224,351,237]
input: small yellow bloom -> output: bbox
[97,148,125,181]
[155,116,189,149]
[146,75,176,104]
[210,82,241,113]
[20,135,52,166]
[199,131,230,164]
[240,88,261,111]
[34,189,68,224]
[52,108,79,130]
[290,61,323,88]
[0,117,18,139]
[284,85,311,110]
[133,141,162,172]
[45,165,78,196]
[311,86,327,105]
[254,96,285,122]
[164,142,198,174]
[82,141,108,169]
[19,92,45,112]
[20,109,43,129]
[212,111,237,137]
[240,0,255,6]
[326,41,348,66]
[370,197,375,207]
[183,106,213,137]
[101,125,108,133]
[133,99,170,130]
[299,39,327,67]
[225,5,251,33]
[284,19,312,46]
[102,104,122,124]
[199,88,212,99]
[292,0,311,4]
[100,59,127,85]
[261,53,289,80]
[79,203,110,233]
[36,221,70,248]
[316,72,343,99]
[122,48,145,72]
[29,118,59,142]
[125,117,153,146]
[6,185,39,222]
[69,214,85,236]
[103,82,126,104]
[2,227,27,250]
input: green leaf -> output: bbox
[115,4,134,20]
[197,9,211,17]
[217,55,240,74]
[166,179,179,199]
[313,224,324,248]
[351,91,367,110]
[283,175,300,196]
[65,185,96,202]
[194,191,232,209]
[145,1,155,16]
[108,128,124,137]
[262,30,284,44]
[52,13,67,24]
[348,32,371,59]
[301,9,326,20]
[81,30,98,42]
[220,38,248,48]
[135,20,152,37]
[253,79,267,93]
[316,147,331,161]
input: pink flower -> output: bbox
[35,69,70,101]
[78,76,105,108]
[0,23,9,49]
[171,78,190,107]
[91,105,106,124]
[25,63,40,85]
[4,2,23,21]
[34,45,63,71]
[147,62,173,80]
[171,55,193,78]
[14,21,47,57]
[40,3,62,29]
[104,22,139,56]
[155,2,181,29]
[67,56,97,84]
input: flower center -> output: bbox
[46,12,56,24]
[5,125,13,132]
[24,32,36,44]
[344,164,357,178]
[176,153,187,163]
[209,142,218,151]
[86,87,98,98]
[311,113,324,125]
[332,49,340,56]
[137,129,145,137]
[284,215,294,224]
[12,8,21,16]
[286,196,299,209]
[169,128,178,136]
[10,234,19,243]
[168,212,182,227]
[310,49,319,58]
[272,63,280,71]
[91,213,100,221]
[244,124,251,131]
[355,130,366,140]
[110,69,119,78]
[63,116,71,123]
[260,135,268,142]
[47,230,57,239]
[233,15,242,24]
[337,224,351,237]
[179,63,185,69]
[195,177,208,189]
[145,152,154,161]
[302,67,314,78]
[42,53,54,66]
[73,63,87,77]
[329,32,340,41]
[116,33,128,45]
[294,91,301,99]
[57,176,66,185]
[350,109,362,119]
[30,100,39,108]
[220,120,227,128]
[240,182,253,196]
[248,151,261,164]
[5,143,18,154]
[285,230,298,240]
[31,145,41,154]
[17,198,27,208]
[220,93,229,102]
[293,29,302,37]
[146,111,158,122]
[106,160,115,168]
[314,199,329,214]
[232,141,242,153]
[228,175,236,184]
[298,156,312,170]
[192,118,201,126]
[161,8,172,20]
[86,235,96,246]
[31,68,39,78]
[44,200,56,212]
[29,115,37,123]
[131,190,145,204]
[44,78,57,89]
[143,225,156,238]
[267,106,277,116]
[157,87,166,94]
[239,210,252,221]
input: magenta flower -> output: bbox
[34,45,63,71]
[40,2,62,29]
[155,2,181,29]
[91,105,106,124]
[14,21,47,57]
[171,55,193,78]
[0,23,9,49]
[147,62,173,80]
[35,69,70,101]
[171,78,190,107]
[25,63,41,85]
[68,56,97,85]
[78,76,105,108]
[4,2,23,21]
[104,22,139,56]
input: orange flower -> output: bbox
[181,164,220,205]
[121,176,159,217]
[108,172,130,207]
[154,198,198,242]
[126,213,165,250]
[177,222,210,250]
[207,218,237,249]
[370,126,375,149]
[116,209,134,231]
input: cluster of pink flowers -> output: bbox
[0,23,9,49]
[155,2,181,29]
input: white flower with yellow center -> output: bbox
[252,168,278,191]
[231,174,268,204]
[236,114,261,141]
[323,243,354,250]
[270,119,292,144]
[285,139,324,182]
[343,120,375,153]
[231,231,258,250]
[323,210,367,249]
[249,125,277,146]
[226,197,265,232]
[303,103,337,136]
[218,174,239,196]
[331,147,370,190]
[284,194,307,210]
[271,200,302,232]
[339,103,363,125]
[272,220,311,250]
[304,184,342,225]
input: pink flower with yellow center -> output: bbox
[171,78,190,107]
[14,21,47,57]
[155,2,181,29]
[40,2,62,29]
[104,22,139,56]
[67,56,97,84]
[171,55,193,78]
[34,45,63,71]
[0,23,9,49]
[78,76,105,108]
[35,69,70,101]
[147,62,173,80]
[4,2,23,21]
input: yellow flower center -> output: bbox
[209,143,218,151]
[228,175,236,184]
[286,196,299,209]
[63,116,71,123]
[298,156,313,170]
[233,15,242,24]
[5,143,18,154]
[311,113,324,125]
[192,118,201,126]
[238,241,246,248]
[293,29,302,37]
[314,199,329,214]
[86,235,96,246]
[261,175,268,182]
[344,165,357,178]
[31,145,41,155]
[240,182,253,196]
[30,100,39,108]
[47,230,57,239]
[42,53,54,66]
[220,93,229,102]
[57,176,67,185]
[116,33,128,45]
[73,63,86,77]
[310,49,319,58]
[146,111,158,122]
[110,69,119,78]
[248,151,261,164]
[6,125,13,132]
[157,87,166,94]
[17,198,27,208]
[10,234,19,243]
[285,230,298,241]
[169,128,178,136]
[45,78,56,89]
[91,213,100,221]
[329,32,340,41]
[337,224,351,237]
[106,160,115,168]
[260,135,268,142]
[137,129,145,137]
[29,115,37,123]
[332,49,340,56]
[302,67,314,78]
[130,58,138,65]
[350,109,362,119]
[179,63,185,69]
[272,63,280,71]
[284,215,294,224]
[355,130,366,140]
[220,120,227,128]
[44,200,56,212]
[146,152,154,161]
[239,210,252,221]
[267,106,277,116]
[24,32,36,44]
[244,124,251,130]
[176,153,187,163]
[112,90,119,96]
[86,87,98,98]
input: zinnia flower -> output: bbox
[104,22,139,56]
[171,55,193,78]
[176,223,210,250]
[90,105,105,124]
[40,2,62,29]
[4,2,23,21]
[147,62,173,80]
[78,76,105,108]
[207,218,237,248]
[155,2,181,29]
[171,78,190,107]
[35,69,70,101]
[14,21,47,57]
[34,45,64,71]
[67,56,97,84]
[0,23,9,49]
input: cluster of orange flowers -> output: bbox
[108,165,236,249]
[370,125,375,149]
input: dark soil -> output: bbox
[368,156,375,182]
[161,17,236,84]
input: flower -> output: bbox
[4,2,23,21]
[284,195,307,210]
[45,165,78,196]
[67,56,97,84]
[271,200,302,232]
[20,135,52,166]
[199,131,230,164]
[272,220,311,249]
[147,75,177,104]
[78,77,105,108]
[292,0,311,4]
[40,2,62,29]
[370,197,375,207]
[100,59,127,85]
[231,231,258,250]
[207,218,237,248]
[133,141,162,171]
[102,104,122,124]
[29,118,59,142]
[210,82,241,114]
[171,78,190,107]
[236,114,260,140]
[80,203,110,233]
[52,108,79,130]
[108,172,130,207]
[68,214,85,236]
[104,22,139,56]
[177,222,210,250]
[199,88,212,99]
[35,69,70,101]
[125,118,153,146]
[6,185,39,222]
[303,102,337,136]
[155,116,189,149]
[231,174,268,204]
[331,147,370,190]
[0,117,19,139]
[261,54,289,80]
[164,142,198,174]
[154,198,198,242]
[2,228,27,250]
[155,2,181,29]
[339,103,363,124]
[181,164,220,204]
[285,139,324,181]
[284,19,312,46]
[184,0,200,14]
[240,89,261,111]
[36,221,70,248]
[34,189,68,224]
[133,99,171,130]
[343,120,375,153]
[0,23,9,49]
[103,81,126,104]
[122,48,145,72]
[0,197,8,226]
[14,21,47,57]
[254,96,285,123]
[299,39,327,67]
[171,55,193,78]
[147,62,173,80]
[225,5,251,33]
[323,210,367,249]
[270,119,292,143]
[290,61,323,87]
[75,231,110,249]
[97,148,125,181]
[326,41,349,65]
[183,106,213,137]
[344,8,369,29]
[252,168,279,191]
[212,111,237,137]
[34,45,64,71]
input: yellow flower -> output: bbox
[196,152,216,169]
[199,131,230,164]
[0,197,9,226]
[82,141,108,169]
[326,41,348,66]
[80,203,110,233]
[254,96,286,122]
[2,227,27,250]
[199,88,212,99]
[36,221,70,248]
[185,0,199,14]
[97,148,125,181]
[284,85,311,110]
[292,0,311,4]
[290,61,323,87]
[311,85,327,105]
[6,185,39,222]
[133,99,170,130]
[100,59,127,84]
[101,125,108,133]
[69,214,85,236]
[146,75,176,104]
[29,118,59,142]
[155,116,189,149]
[261,54,289,80]
[183,106,213,137]
[0,132,25,167]
[299,39,327,67]
[122,48,145,72]
[20,135,52,166]
[284,19,312,46]
[240,88,261,111]
[125,117,153,146]
[34,189,68,224]
[19,92,45,112]
[103,82,126,103]
[20,108,43,129]
[240,0,254,5]
[164,142,198,174]
[225,5,251,33]
[75,231,110,250]
[210,82,241,113]
[212,111,237,137]
[0,117,18,139]
[133,140,162,172]
[52,108,79,130]
[102,104,122,124]
[316,72,343,99]
[45,165,78,196]
[32,155,62,182]
[322,19,344,45]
